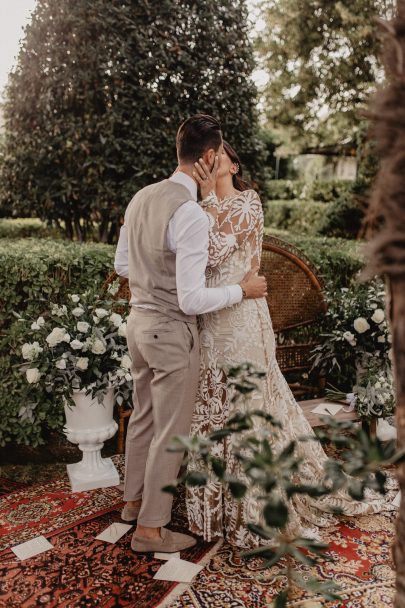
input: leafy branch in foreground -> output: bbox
[164,363,400,607]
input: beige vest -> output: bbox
[126,179,197,323]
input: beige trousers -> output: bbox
[123,308,200,527]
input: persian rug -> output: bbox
[0,478,26,497]
[0,487,218,608]
[0,455,126,553]
[168,512,396,608]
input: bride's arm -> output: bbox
[202,190,264,270]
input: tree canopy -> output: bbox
[0,0,264,241]
[257,0,395,150]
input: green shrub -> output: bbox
[264,199,327,235]
[0,218,61,239]
[264,228,364,289]
[265,179,353,202]
[0,233,364,446]
[0,238,115,446]
[317,195,364,239]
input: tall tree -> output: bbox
[257,0,395,149]
[0,0,264,241]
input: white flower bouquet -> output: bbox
[310,280,395,419]
[325,366,395,420]
[18,285,133,415]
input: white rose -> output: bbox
[63,333,71,343]
[46,327,67,347]
[70,339,83,350]
[72,307,85,317]
[343,331,356,346]
[77,321,90,333]
[95,308,109,318]
[91,339,106,355]
[31,316,46,330]
[353,317,370,334]
[70,294,80,303]
[121,354,132,370]
[118,322,127,338]
[92,315,100,325]
[55,359,67,369]
[22,341,43,361]
[125,373,132,382]
[371,308,385,324]
[109,313,123,327]
[26,368,41,384]
[75,357,89,370]
[388,348,393,361]
[377,335,386,343]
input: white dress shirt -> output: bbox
[114,171,243,315]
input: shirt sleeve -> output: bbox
[114,224,129,278]
[173,201,243,315]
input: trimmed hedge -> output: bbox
[264,199,327,236]
[0,233,363,446]
[265,179,353,202]
[0,238,115,447]
[0,218,61,239]
[265,228,364,289]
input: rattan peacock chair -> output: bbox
[104,234,327,453]
[260,234,327,398]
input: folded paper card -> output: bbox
[310,402,343,416]
[153,557,204,583]
[96,522,133,543]
[11,536,54,561]
[155,551,181,560]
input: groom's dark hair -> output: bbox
[176,114,222,163]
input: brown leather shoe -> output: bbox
[121,503,141,523]
[131,527,197,553]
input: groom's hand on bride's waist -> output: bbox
[239,266,268,299]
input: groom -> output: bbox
[114,114,267,553]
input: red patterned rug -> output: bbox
[0,509,218,608]
[169,512,396,607]
[0,456,126,553]
[0,478,26,497]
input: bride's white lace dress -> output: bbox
[186,189,396,548]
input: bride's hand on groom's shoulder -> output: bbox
[193,155,219,200]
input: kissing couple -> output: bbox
[115,114,393,553]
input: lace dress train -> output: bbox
[186,189,396,549]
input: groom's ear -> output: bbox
[204,148,217,171]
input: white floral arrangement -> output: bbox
[18,284,132,417]
[310,280,395,420]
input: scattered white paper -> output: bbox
[11,536,53,561]
[155,551,181,561]
[311,402,343,416]
[153,557,204,583]
[393,491,401,508]
[96,522,133,543]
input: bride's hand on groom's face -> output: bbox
[193,155,219,200]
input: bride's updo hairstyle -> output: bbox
[223,140,252,192]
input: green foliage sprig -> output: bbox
[165,363,401,606]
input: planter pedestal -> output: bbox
[64,388,120,492]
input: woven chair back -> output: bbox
[260,235,326,332]
[103,235,326,333]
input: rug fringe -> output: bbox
[156,539,223,608]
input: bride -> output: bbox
[186,141,395,548]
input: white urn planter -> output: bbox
[63,387,120,492]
